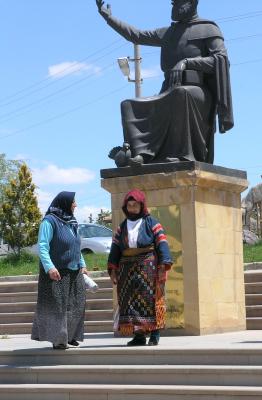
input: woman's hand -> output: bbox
[158,264,168,282]
[110,270,118,285]
[48,268,61,281]
[81,267,89,276]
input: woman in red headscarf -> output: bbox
[108,189,172,346]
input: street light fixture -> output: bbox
[117,44,142,98]
[117,57,130,78]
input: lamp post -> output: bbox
[117,44,143,98]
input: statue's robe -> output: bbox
[106,15,234,163]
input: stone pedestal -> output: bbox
[101,162,248,335]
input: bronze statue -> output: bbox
[96,0,234,166]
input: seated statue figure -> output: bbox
[96,0,234,166]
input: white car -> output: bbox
[0,237,9,256]
[78,223,112,254]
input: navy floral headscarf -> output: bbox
[46,191,78,232]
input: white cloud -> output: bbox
[141,66,162,79]
[129,66,162,80]
[75,205,110,223]
[35,190,108,223]
[32,164,95,185]
[35,189,54,214]
[14,154,29,162]
[48,61,101,78]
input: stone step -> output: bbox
[244,271,262,283]
[246,305,262,318]
[0,287,113,303]
[0,309,114,324]
[1,347,262,367]
[245,294,262,306]
[0,273,110,282]
[0,320,113,335]
[0,384,262,400]
[246,317,262,330]
[0,298,113,313]
[245,283,262,295]
[1,364,262,386]
[0,277,112,293]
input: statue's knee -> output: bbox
[174,86,188,95]
[121,100,129,113]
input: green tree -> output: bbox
[0,153,21,202]
[96,209,112,229]
[0,163,42,257]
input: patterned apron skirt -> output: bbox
[116,250,166,336]
[31,267,86,346]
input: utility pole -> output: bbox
[134,44,142,98]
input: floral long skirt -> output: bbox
[31,267,86,346]
[115,251,166,336]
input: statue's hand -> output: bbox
[169,59,187,87]
[96,0,112,19]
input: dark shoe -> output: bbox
[53,344,69,350]
[148,330,160,346]
[68,340,79,347]
[127,334,147,347]
[148,337,159,346]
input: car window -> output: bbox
[78,227,92,238]
[0,236,8,245]
[79,225,112,238]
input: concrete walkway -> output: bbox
[1,330,262,351]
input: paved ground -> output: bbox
[0,331,262,351]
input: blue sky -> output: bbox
[0,1,261,221]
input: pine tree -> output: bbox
[0,163,42,257]
[0,153,21,202]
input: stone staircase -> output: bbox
[0,272,262,398]
[0,269,262,335]
[1,343,262,399]
[1,269,262,335]
[245,270,262,330]
[0,275,114,335]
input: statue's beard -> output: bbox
[172,2,197,22]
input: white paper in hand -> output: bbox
[83,274,99,292]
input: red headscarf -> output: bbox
[122,189,149,220]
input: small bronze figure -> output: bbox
[96,0,234,166]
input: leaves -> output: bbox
[0,163,42,257]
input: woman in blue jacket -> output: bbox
[108,189,172,346]
[31,191,88,349]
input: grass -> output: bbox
[243,241,262,263]
[0,251,108,277]
[0,252,38,277]
[0,243,262,277]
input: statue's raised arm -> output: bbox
[96,0,112,19]
[95,0,163,47]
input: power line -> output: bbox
[0,55,261,125]
[0,11,261,107]
[0,62,116,124]
[227,33,262,42]
[0,84,129,141]
[0,39,126,108]
[0,13,261,129]
[232,58,262,66]
[3,30,261,120]
[217,10,262,23]
[142,32,262,58]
